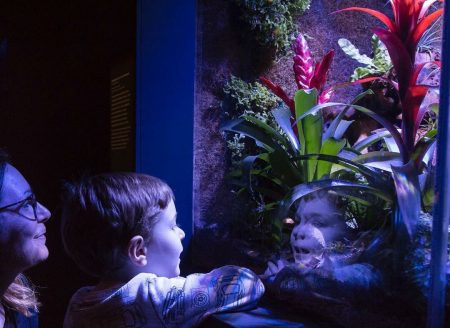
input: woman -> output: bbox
[0,151,51,327]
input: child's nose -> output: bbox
[178,227,185,240]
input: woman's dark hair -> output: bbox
[61,172,174,277]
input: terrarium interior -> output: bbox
[192,0,448,326]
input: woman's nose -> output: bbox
[36,202,51,223]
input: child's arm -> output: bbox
[147,265,265,327]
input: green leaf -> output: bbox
[338,38,373,65]
[243,115,291,150]
[391,161,421,240]
[293,154,393,191]
[353,129,391,152]
[353,151,403,172]
[371,34,392,72]
[295,102,407,163]
[316,138,346,179]
[421,166,435,209]
[221,117,284,153]
[272,103,300,152]
[324,90,374,141]
[278,179,393,219]
[294,89,321,181]
[412,137,436,170]
[268,149,303,187]
[241,154,264,193]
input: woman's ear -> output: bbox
[128,235,147,266]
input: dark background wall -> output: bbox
[0,1,135,326]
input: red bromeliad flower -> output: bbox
[337,0,443,158]
[260,34,334,122]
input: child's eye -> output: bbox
[312,220,326,227]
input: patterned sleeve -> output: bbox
[147,265,265,327]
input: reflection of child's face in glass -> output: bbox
[291,196,350,267]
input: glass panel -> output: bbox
[194,0,447,326]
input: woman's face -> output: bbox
[0,164,51,272]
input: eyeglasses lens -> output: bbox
[19,196,38,221]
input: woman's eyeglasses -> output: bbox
[0,194,38,221]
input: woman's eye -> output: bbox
[22,200,33,208]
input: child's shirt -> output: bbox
[63,265,264,328]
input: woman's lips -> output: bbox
[34,230,46,239]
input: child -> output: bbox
[61,173,264,328]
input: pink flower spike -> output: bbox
[292,34,314,89]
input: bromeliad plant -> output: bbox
[301,0,445,240]
[260,34,337,182]
[337,0,443,160]
[222,34,394,248]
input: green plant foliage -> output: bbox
[223,76,280,163]
[222,90,383,248]
[223,76,279,118]
[232,0,311,56]
[338,35,392,81]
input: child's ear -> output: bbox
[128,235,148,266]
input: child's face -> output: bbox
[145,199,185,277]
[291,196,350,267]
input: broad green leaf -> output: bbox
[278,179,393,219]
[293,154,393,191]
[294,89,321,181]
[272,103,300,152]
[295,101,407,163]
[268,149,303,187]
[421,166,435,209]
[412,137,436,169]
[425,129,437,138]
[353,129,391,151]
[243,115,290,150]
[316,138,346,179]
[333,120,354,140]
[352,67,374,80]
[241,154,263,193]
[338,38,373,65]
[391,161,421,240]
[353,151,403,172]
[383,136,400,152]
[371,34,392,72]
[420,139,436,167]
[221,118,280,152]
[324,90,374,141]
[430,103,439,115]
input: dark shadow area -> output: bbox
[0,1,135,326]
